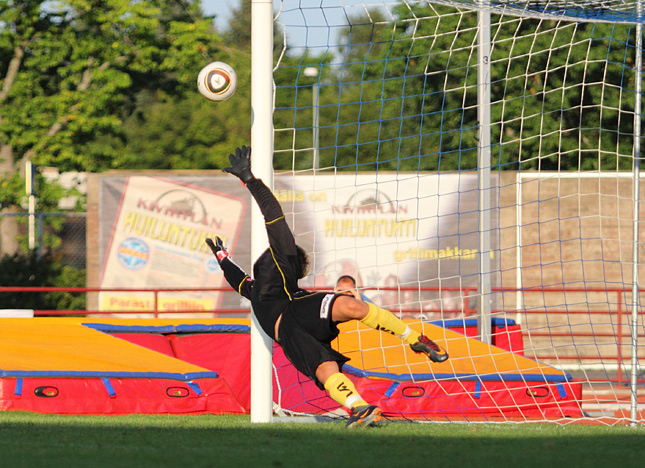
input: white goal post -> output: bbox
[250,0,275,423]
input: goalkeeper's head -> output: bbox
[335,275,360,299]
[296,245,310,279]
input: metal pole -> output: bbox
[630,14,643,427]
[516,174,523,326]
[312,82,320,169]
[251,0,274,424]
[304,67,320,169]
[477,4,492,343]
[26,161,36,251]
[28,195,35,250]
[36,212,43,259]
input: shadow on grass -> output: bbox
[0,413,643,468]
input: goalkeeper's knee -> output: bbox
[360,302,421,345]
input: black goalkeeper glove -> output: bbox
[223,145,255,184]
[205,237,229,263]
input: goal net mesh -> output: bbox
[270,0,645,424]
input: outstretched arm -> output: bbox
[223,146,300,270]
[246,178,298,255]
[223,146,285,224]
[205,237,252,300]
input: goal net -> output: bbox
[269,0,645,425]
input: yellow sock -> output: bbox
[324,373,368,409]
[361,302,421,345]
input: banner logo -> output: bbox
[117,237,150,270]
[332,189,407,215]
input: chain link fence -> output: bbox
[0,212,86,269]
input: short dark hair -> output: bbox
[296,245,309,279]
[336,275,357,287]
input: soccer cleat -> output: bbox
[346,405,383,428]
[410,335,449,362]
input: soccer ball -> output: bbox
[197,61,237,102]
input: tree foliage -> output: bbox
[0,0,639,224]
[0,0,239,177]
[0,251,86,310]
[1,1,638,181]
[0,0,240,255]
[277,3,638,172]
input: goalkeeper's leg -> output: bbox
[332,296,448,362]
[316,361,382,428]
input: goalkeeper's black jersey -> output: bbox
[218,178,307,341]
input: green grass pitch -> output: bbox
[0,412,643,468]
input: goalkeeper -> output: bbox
[206,145,448,428]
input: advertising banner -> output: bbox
[274,174,497,315]
[98,176,247,316]
[98,173,497,317]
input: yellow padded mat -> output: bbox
[0,317,569,382]
[335,320,570,381]
[0,318,248,379]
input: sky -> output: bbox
[200,0,394,50]
[201,0,334,49]
[201,0,237,31]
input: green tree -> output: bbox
[105,0,273,170]
[0,0,224,255]
[215,0,333,171]
[221,0,284,51]
[0,251,86,311]
[488,17,637,171]
[326,3,638,172]
[329,8,427,171]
